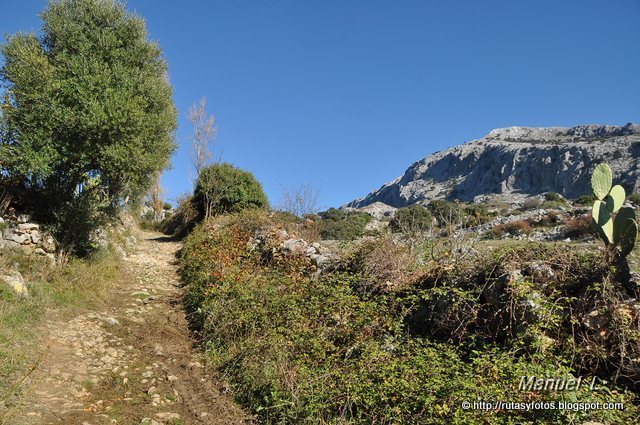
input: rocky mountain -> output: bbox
[348,123,640,208]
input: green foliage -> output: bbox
[543,192,563,202]
[574,194,597,206]
[628,192,640,205]
[425,200,494,228]
[427,199,462,226]
[540,200,567,210]
[193,162,268,217]
[179,215,640,424]
[0,0,176,251]
[389,204,433,234]
[317,208,372,240]
[160,195,198,237]
[590,163,637,259]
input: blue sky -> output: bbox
[2,1,639,209]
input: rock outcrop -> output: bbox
[348,123,640,208]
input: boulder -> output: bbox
[18,223,39,231]
[282,238,307,254]
[40,235,56,253]
[30,230,41,244]
[310,253,331,268]
[8,233,30,245]
[524,262,556,283]
[1,271,28,297]
[17,214,30,224]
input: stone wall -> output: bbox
[0,214,57,261]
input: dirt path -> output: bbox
[4,232,249,425]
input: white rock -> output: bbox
[18,223,39,231]
[40,235,56,253]
[101,317,120,326]
[1,271,28,297]
[310,253,330,268]
[8,233,29,245]
[30,230,41,244]
[154,412,180,421]
[282,238,307,254]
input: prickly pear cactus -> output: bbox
[590,163,638,258]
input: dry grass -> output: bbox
[0,248,123,407]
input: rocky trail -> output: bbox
[3,232,248,425]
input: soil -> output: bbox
[3,232,250,425]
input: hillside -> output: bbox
[348,123,640,208]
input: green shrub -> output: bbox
[540,200,567,210]
[193,163,268,218]
[427,200,462,227]
[628,192,640,205]
[389,204,433,234]
[574,194,597,206]
[318,208,372,240]
[544,192,563,202]
[425,200,493,228]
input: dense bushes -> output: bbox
[317,208,372,240]
[179,212,639,424]
[426,200,494,228]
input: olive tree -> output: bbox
[0,0,176,252]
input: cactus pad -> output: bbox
[592,200,613,244]
[591,163,612,200]
[605,185,626,213]
[619,219,638,258]
[613,207,636,244]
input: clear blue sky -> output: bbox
[2,1,639,209]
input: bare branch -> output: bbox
[276,183,321,217]
[188,97,216,180]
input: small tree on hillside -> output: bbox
[188,97,216,180]
[390,204,434,244]
[194,163,268,218]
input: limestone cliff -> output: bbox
[348,123,640,208]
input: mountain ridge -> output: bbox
[347,123,640,208]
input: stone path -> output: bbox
[3,232,248,425]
